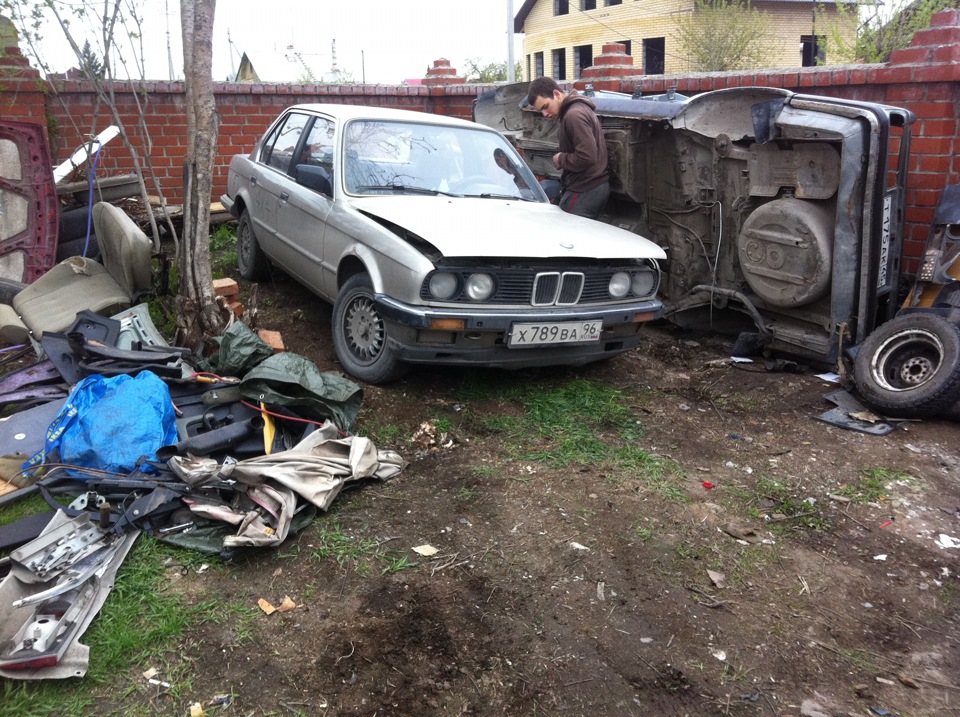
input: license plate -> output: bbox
[508,320,602,347]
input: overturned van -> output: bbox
[474,84,915,368]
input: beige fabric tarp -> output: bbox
[224,421,404,510]
[169,421,404,546]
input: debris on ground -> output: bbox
[0,294,404,678]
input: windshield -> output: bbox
[343,119,545,201]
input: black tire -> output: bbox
[237,208,268,280]
[56,235,100,263]
[853,313,960,418]
[332,274,409,384]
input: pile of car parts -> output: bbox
[0,301,402,678]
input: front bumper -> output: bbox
[219,194,236,216]
[374,294,664,368]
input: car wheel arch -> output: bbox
[336,247,384,294]
[230,193,248,218]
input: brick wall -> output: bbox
[28,75,480,209]
[1,9,958,273]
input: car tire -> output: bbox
[853,313,960,418]
[332,274,409,384]
[237,208,268,280]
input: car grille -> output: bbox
[420,266,656,306]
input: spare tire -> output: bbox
[854,313,960,418]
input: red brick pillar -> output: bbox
[579,44,635,92]
[884,8,960,268]
[0,16,48,126]
[422,58,466,87]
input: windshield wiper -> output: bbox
[356,184,454,196]
[478,192,533,201]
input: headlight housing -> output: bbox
[428,272,458,300]
[465,273,495,301]
[631,267,658,298]
[608,271,631,298]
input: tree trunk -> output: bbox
[178,0,224,348]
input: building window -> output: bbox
[605,0,622,5]
[582,0,597,9]
[534,52,544,78]
[612,39,631,56]
[554,0,569,15]
[643,37,665,75]
[552,48,567,80]
[574,44,593,78]
[801,35,825,66]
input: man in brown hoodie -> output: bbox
[526,77,610,219]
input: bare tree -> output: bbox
[673,0,780,72]
[178,0,224,346]
[2,0,225,346]
[2,0,179,251]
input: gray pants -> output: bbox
[559,181,610,219]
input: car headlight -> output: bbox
[429,272,458,300]
[631,269,658,298]
[609,272,631,298]
[465,273,495,301]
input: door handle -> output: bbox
[250,175,258,186]
[279,191,290,202]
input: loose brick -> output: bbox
[257,329,286,353]
[213,278,240,302]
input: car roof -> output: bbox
[287,103,489,130]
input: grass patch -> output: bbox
[356,417,403,447]
[470,465,499,478]
[0,492,50,530]
[728,543,778,584]
[455,486,478,501]
[310,521,413,576]
[0,536,215,717]
[755,476,831,532]
[460,374,685,499]
[209,222,238,277]
[835,467,910,505]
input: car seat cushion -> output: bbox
[92,202,153,297]
[11,257,131,337]
[0,303,29,344]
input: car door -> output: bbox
[0,121,58,286]
[249,111,311,270]
[273,114,334,297]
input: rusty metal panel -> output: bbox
[0,121,59,284]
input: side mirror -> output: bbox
[296,164,333,197]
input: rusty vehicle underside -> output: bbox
[474,84,915,368]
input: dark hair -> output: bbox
[527,77,561,105]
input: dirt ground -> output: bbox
[115,277,959,717]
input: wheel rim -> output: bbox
[870,328,944,392]
[343,293,385,365]
[238,222,253,269]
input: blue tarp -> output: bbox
[23,371,177,475]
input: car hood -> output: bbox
[348,196,666,260]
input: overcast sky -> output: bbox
[22,0,524,84]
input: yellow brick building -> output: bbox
[514,0,856,79]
